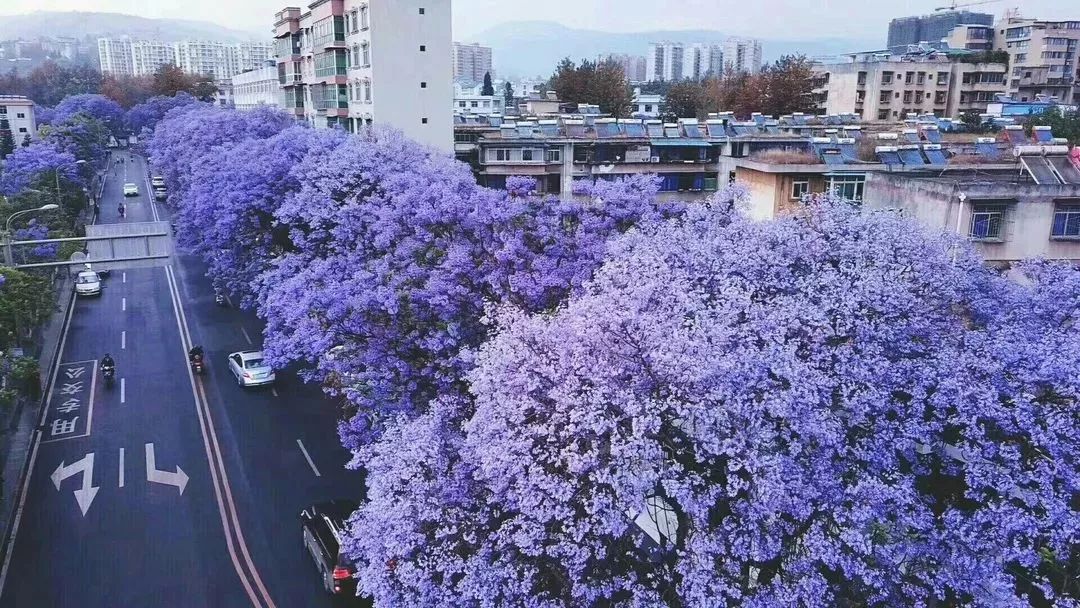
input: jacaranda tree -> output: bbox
[0,140,81,196]
[124,92,203,137]
[51,94,124,136]
[346,197,1080,607]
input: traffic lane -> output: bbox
[0,266,249,608]
[173,253,365,607]
[100,155,155,225]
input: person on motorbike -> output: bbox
[118,203,125,217]
[101,354,115,373]
[188,345,204,362]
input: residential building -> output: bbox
[887,10,994,51]
[97,37,134,76]
[235,41,276,73]
[455,82,504,115]
[453,42,493,85]
[233,64,282,110]
[632,88,663,117]
[646,42,684,82]
[994,16,1080,105]
[942,24,995,51]
[722,37,762,74]
[684,43,723,80]
[214,79,234,107]
[604,53,647,83]
[813,49,1007,122]
[131,40,178,76]
[0,96,37,142]
[274,0,452,151]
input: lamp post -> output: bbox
[55,159,88,209]
[2,204,60,267]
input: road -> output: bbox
[0,151,364,607]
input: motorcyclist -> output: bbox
[188,345,204,362]
[118,203,125,217]
[101,354,115,373]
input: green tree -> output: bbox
[661,79,707,119]
[20,134,31,148]
[759,54,816,117]
[549,58,593,106]
[1024,107,1080,144]
[481,72,495,96]
[0,268,55,351]
[503,81,515,109]
[588,59,633,118]
[0,117,14,159]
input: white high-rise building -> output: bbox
[452,42,493,85]
[683,43,724,80]
[273,0,452,151]
[722,37,763,74]
[646,42,685,82]
[234,42,276,74]
[232,63,282,110]
[97,38,134,76]
[131,40,177,76]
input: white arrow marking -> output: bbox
[65,367,85,379]
[50,453,99,516]
[145,443,188,495]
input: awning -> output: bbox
[649,139,712,148]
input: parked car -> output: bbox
[301,500,361,598]
[123,183,139,197]
[154,187,167,201]
[226,350,276,387]
[151,176,165,188]
[74,270,102,297]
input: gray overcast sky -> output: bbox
[0,0,1072,40]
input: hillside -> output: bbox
[0,11,265,43]
[468,21,877,79]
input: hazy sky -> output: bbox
[0,0,1072,40]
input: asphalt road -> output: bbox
[0,151,364,607]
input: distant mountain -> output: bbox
[466,21,878,79]
[0,11,266,43]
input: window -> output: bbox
[422,117,428,124]
[522,149,534,161]
[360,5,369,29]
[917,72,925,85]
[17,127,26,133]
[905,72,914,84]
[471,101,479,108]
[16,112,24,119]
[545,148,561,163]
[828,175,864,201]
[879,90,891,103]
[362,42,370,66]
[363,79,371,102]
[419,7,425,14]
[420,81,427,88]
[877,109,889,120]
[458,101,466,108]
[352,45,360,66]
[344,14,350,32]
[881,71,893,85]
[1052,204,1080,238]
[969,204,1004,239]
[420,45,426,52]
[494,149,510,161]
[351,9,359,33]
[903,91,912,103]
[935,91,947,104]
[791,179,809,200]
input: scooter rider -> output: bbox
[188,345,204,362]
[101,353,115,374]
[118,202,126,217]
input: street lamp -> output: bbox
[55,159,88,207]
[2,204,60,267]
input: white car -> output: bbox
[151,176,165,188]
[123,183,139,197]
[74,270,102,297]
[227,350,276,387]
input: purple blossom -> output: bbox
[0,141,80,196]
[124,93,204,136]
[51,94,124,135]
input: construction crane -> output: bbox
[935,0,999,12]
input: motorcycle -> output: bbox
[215,293,227,306]
[189,353,205,374]
[102,365,115,388]
[118,204,126,218]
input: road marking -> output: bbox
[50,452,99,516]
[120,378,126,404]
[121,330,126,350]
[145,443,189,495]
[296,440,321,477]
[240,327,253,345]
[119,448,125,488]
[270,387,278,397]
[225,293,235,308]
[164,265,274,608]
[122,297,126,311]
[122,271,126,284]
[41,360,97,445]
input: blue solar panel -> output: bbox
[902,130,920,144]
[821,150,844,165]
[924,148,947,165]
[646,123,664,137]
[876,149,901,165]
[1005,127,1027,145]
[1033,127,1054,143]
[974,141,1000,159]
[752,114,766,126]
[596,122,620,138]
[733,125,757,137]
[622,122,646,137]
[664,126,680,137]
[539,123,559,136]
[898,147,925,165]
[839,144,857,163]
[683,123,703,138]
[922,128,941,144]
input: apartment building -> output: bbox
[131,40,177,77]
[452,42,493,85]
[994,17,1080,104]
[684,43,723,80]
[722,38,762,74]
[97,38,134,75]
[942,24,995,51]
[233,64,282,110]
[604,53,647,83]
[273,0,452,151]
[646,42,684,82]
[813,50,1007,122]
[0,96,37,143]
[887,10,994,51]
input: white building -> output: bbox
[605,53,647,83]
[274,0,452,151]
[723,37,763,74]
[234,42,275,74]
[646,42,684,82]
[632,88,663,117]
[454,83,504,115]
[684,43,723,80]
[131,40,177,77]
[453,42,493,85]
[232,64,282,110]
[0,96,37,143]
[97,37,134,76]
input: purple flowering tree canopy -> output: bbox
[124,93,203,137]
[0,141,80,196]
[51,94,124,135]
[346,198,1080,607]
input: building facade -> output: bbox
[813,50,1008,122]
[942,24,995,51]
[604,53,647,83]
[993,17,1080,105]
[452,42,493,85]
[274,0,452,151]
[0,96,37,143]
[646,42,684,82]
[722,38,762,74]
[232,64,282,110]
[684,43,723,80]
[131,40,177,77]
[97,37,134,76]
[887,10,994,51]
